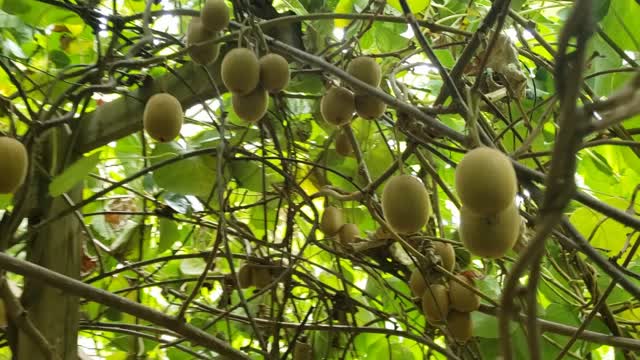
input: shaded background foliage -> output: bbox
[0,0,639,359]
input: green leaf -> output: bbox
[1,0,30,14]
[279,0,309,15]
[158,218,179,253]
[334,0,353,28]
[180,257,207,276]
[570,197,635,258]
[369,338,415,360]
[599,0,640,51]
[150,143,218,197]
[0,194,11,209]
[49,151,101,196]
[49,49,70,68]
[387,0,430,14]
[593,0,612,22]
[230,159,283,192]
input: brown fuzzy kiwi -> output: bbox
[237,264,253,289]
[0,137,28,194]
[293,341,313,360]
[259,54,290,93]
[201,0,230,32]
[143,93,183,142]
[335,130,353,157]
[446,311,473,343]
[409,269,427,297]
[320,206,344,236]
[221,48,260,95]
[449,274,480,312]
[455,147,517,215]
[232,87,268,123]
[338,223,359,245]
[459,202,521,259]
[433,241,456,272]
[320,87,355,126]
[252,266,272,288]
[187,17,220,65]
[421,284,450,324]
[381,175,431,234]
[346,56,381,91]
[355,94,386,119]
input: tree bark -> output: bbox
[17,129,82,360]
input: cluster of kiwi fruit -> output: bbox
[220,47,290,123]
[237,262,274,289]
[321,56,386,156]
[381,174,431,234]
[0,136,28,194]
[320,206,360,245]
[409,243,479,344]
[455,147,521,259]
[186,0,229,65]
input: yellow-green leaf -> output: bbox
[334,0,353,28]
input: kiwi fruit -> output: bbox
[232,87,268,123]
[237,264,253,289]
[252,266,272,288]
[335,130,353,157]
[338,223,359,245]
[433,241,456,272]
[446,311,473,343]
[455,147,517,215]
[355,94,386,119]
[143,93,183,142]
[259,54,290,93]
[293,341,313,360]
[320,206,344,236]
[459,202,521,259]
[449,274,480,312]
[201,0,230,32]
[320,87,355,126]
[186,17,220,65]
[221,48,260,95]
[409,269,427,297]
[346,56,381,91]
[0,137,28,194]
[421,284,449,324]
[381,175,431,234]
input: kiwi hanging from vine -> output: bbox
[320,206,344,236]
[381,175,431,234]
[320,87,355,126]
[0,137,28,194]
[143,93,183,142]
[421,284,449,324]
[221,48,260,95]
[259,53,290,93]
[459,202,521,259]
[455,147,517,216]
[201,0,230,32]
[346,56,381,92]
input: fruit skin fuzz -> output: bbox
[201,0,230,32]
[259,53,290,93]
[221,48,260,95]
[0,137,29,194]
[455,146,517,216]
[142,93,184,143]
[321,86,355,126]
[459,202,521,259]
[381,174,432,234]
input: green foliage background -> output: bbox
[0,0,639,359]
